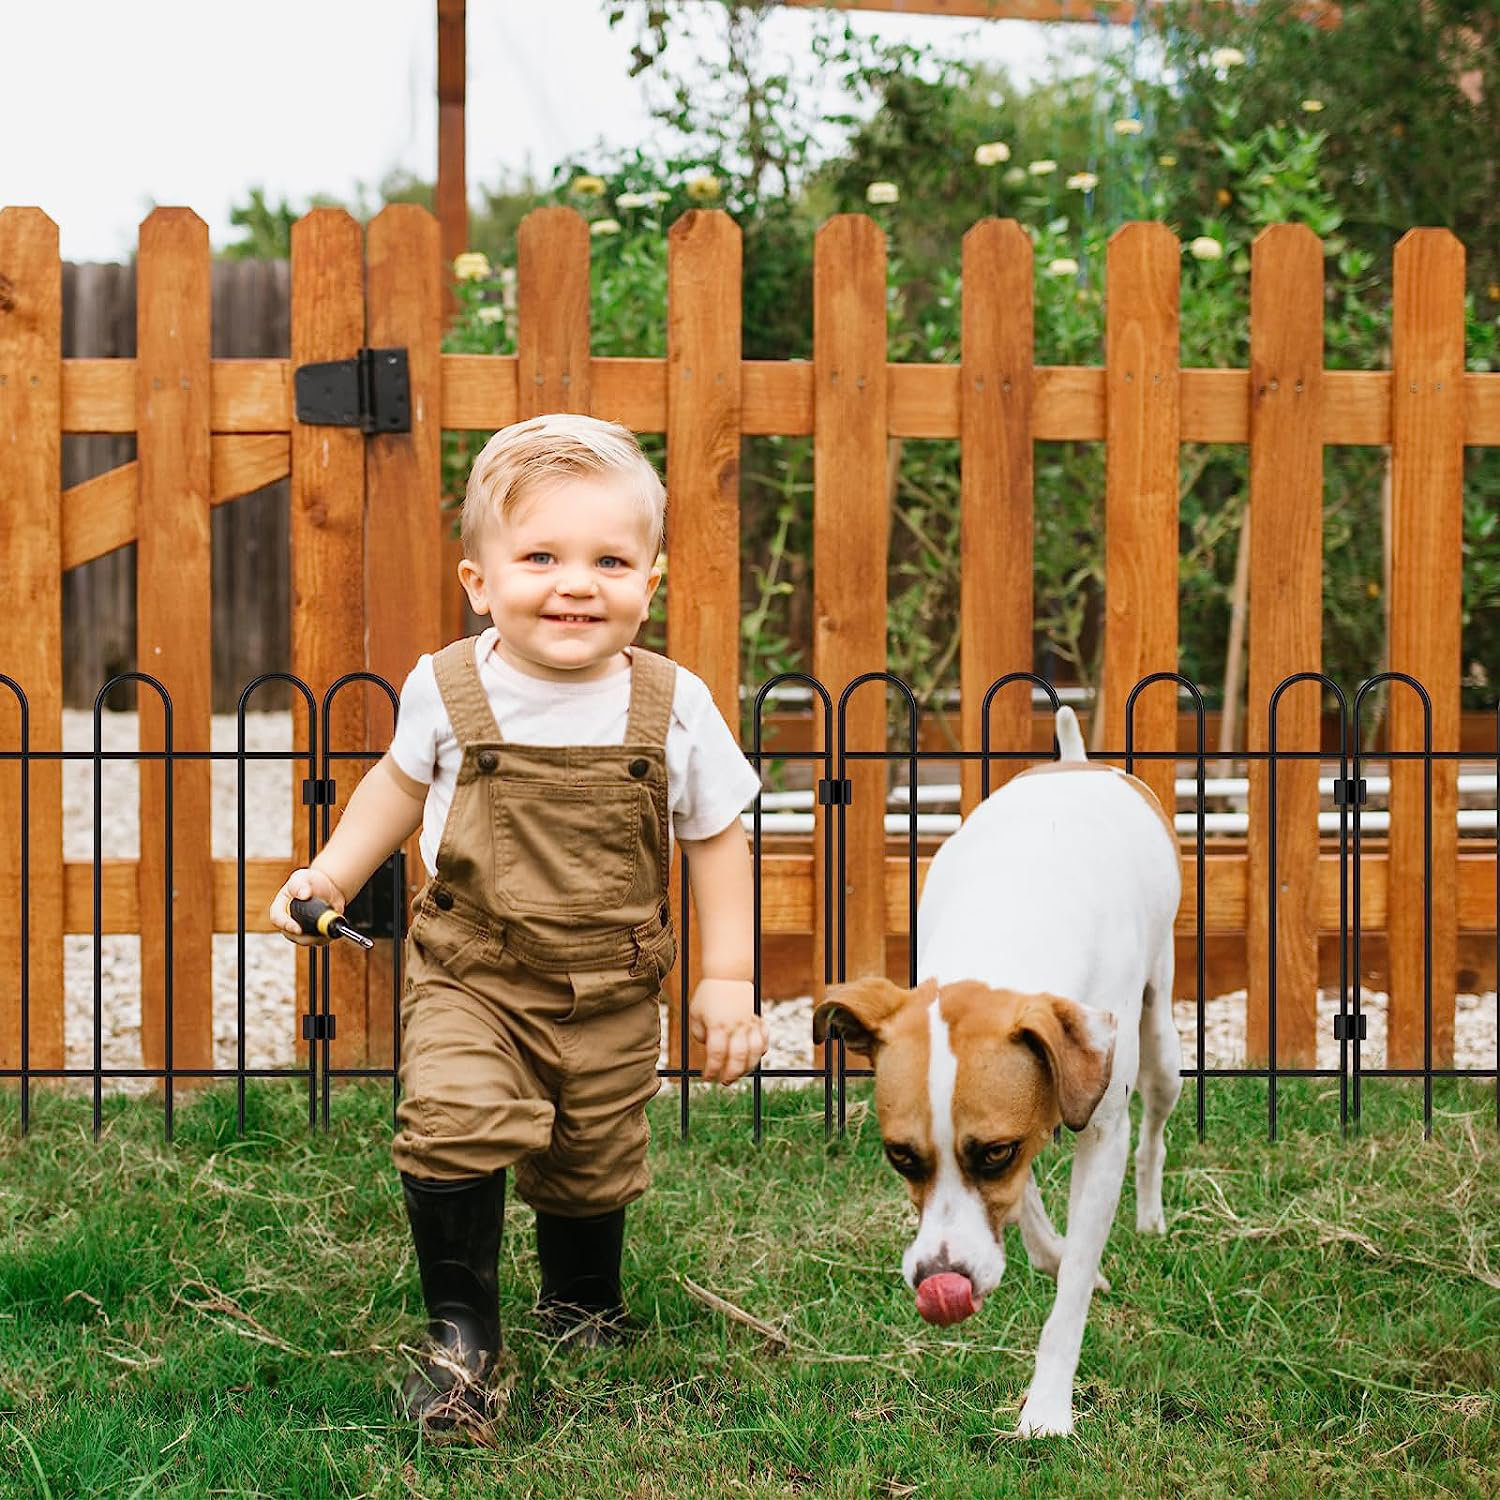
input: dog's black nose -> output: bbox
[913,1250,970,1286]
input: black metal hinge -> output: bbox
[302,1013,338,1042]
[302,778,337,805]
[817,778,854,806]
[294,347,411,435]
[1333,778,1368,807]
[1333,1013,1368,1041]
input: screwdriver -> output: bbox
[288,896,375,950]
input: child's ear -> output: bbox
[457,556,488,614]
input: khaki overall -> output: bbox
[392,640,678,1216]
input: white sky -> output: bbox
[1,0,1125,262]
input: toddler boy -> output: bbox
[270,413,767,1435]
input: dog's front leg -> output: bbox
[1016,1108,1129,1438]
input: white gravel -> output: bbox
[56,710,1498,1093]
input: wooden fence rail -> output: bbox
[2,202,1497,1085]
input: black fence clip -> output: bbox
[1332,1012,1368,1041]
[294,347,411,435]
[1333,778,1367,807]
[302,778,337,806]
[302,1013,338,1042]
[817,778,854,806]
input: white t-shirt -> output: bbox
[388,629,763,876]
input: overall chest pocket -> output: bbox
[490,778,644,915]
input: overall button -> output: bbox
[433,889,454,911]
[628,757,650,778]
[476,750,498,773]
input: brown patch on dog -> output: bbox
[815,977,936,1211]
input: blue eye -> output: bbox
[600,556,625,569]
[525,552,552,564]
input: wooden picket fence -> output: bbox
[1,202,1497,1087]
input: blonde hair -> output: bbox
[461,413,666,561]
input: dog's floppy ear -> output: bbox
[811,975,914,1056]
[1012,994,1116,1131]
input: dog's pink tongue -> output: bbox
[915,1272,976,1326]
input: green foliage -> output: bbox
[232,0,1500,723]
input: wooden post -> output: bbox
[1387,229,1464,1070]
[1246,224,1323,1068]
[959,218,1034,816]
[366,204,445,1068]
[0,208,65,1077]
[437,0,467,319]
[290,210,368,1066]
[1104,223,1180,824]
[812,215,888,1060]
[136,208,214,1082]
[664,210,743,1069]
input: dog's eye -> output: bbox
[884,1143,927,1180]
[970,1141,1020,1179]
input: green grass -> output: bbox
[1,1077,1498,1499]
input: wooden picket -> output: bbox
[0,209,64,1077]
[812,216,889,1064]
[1,202,1498,1086]
[290,209,367,1067]
[1104,223,1180,819]
[1388,230,1465,1071]
[959,219,1034,815]
[365,204,446,1068]
[664,210,743,1069]
[135,209,215,1079]
[1246,225,1324,1068]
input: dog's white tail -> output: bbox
[1055,705,1087,763]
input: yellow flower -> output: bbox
[1216,187,1233,207]
[685,173,721,201]
[590,218,622,237]
[1047,257,1079,277]
[475,305,505,325]
[1210,46,1246,69]
[974,141,1011,166]
[1066,172,1099,191]
[1366,580,1381,599]
[452,251,492,282]
[569,175,607,197]
[1112,118,1144,137]
[866,181,900,205]
[1028,159,1058,176]
[1188,236,1223,261]
[1158,153,1178,167]
[1488,284,1500,302]
[1300,98,1325,113]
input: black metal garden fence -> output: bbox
[1,668,1495,1145]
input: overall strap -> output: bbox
[623,647,676,746]
[430,638,505,748]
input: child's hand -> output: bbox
[688,979,768,1085]
[269,867,348,946]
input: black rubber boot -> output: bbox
[535,1206,629,1347]
[399,1170,505,1436]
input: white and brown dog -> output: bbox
[812,706,1182,1437]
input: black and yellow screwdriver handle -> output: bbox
[288,897,375,950]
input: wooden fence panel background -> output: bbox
[1,202,1497,1078]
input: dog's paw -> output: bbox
[1135,1207,1166,1235]
[1017,1392,1074,1438]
